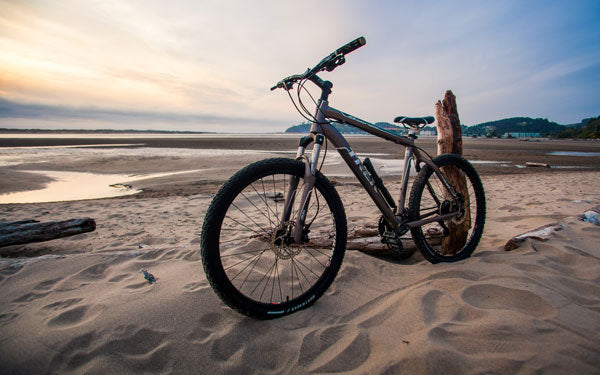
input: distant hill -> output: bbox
[285,116,600,139]
[463,117,564,137]
[285,122,369,135]
[563,118,594,129]
[555,116,600,139]
[285,121,423,136]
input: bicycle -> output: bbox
[201,37,486,319]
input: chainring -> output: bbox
[378,216,415,260]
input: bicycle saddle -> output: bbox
[394,116,435,127]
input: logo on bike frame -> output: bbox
[346,148,376,188]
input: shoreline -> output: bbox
[2,134,600,203]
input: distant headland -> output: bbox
[285,116,599,139]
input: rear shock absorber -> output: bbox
[363,158,396,210]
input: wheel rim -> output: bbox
[415,165,480,256]
[217,172,337,305]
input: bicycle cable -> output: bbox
[295,80,330,172]
[286,88,317,124]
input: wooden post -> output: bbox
[434,90,471,254]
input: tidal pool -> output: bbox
[0,169,203,204]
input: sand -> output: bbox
[1,136,600,374]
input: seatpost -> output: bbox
[396,127,419,214]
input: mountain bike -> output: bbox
[201,37,486,319]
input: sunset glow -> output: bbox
[1,0,599,132]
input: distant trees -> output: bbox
[284,115,600,139]
[462,117,563,137]
[555,116,600,139]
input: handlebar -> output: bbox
[271,36,366,91]
[336,36,366,56]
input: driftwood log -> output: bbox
[525,162,551,168]
[0,218,96,248]
[434,90,471,254]
[304,225,440,255]
[305,225,390,253]
[504,223,564,251]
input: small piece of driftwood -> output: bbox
[525,162,550,168]
[504,223,564,251]
[0,218,96,248]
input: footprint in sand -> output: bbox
[73,263,108,281]
[13,291,51,303]
[186,313,224,342]
[182,281,207,293]
[42,298,84,311]
[209,321,271,362]
[511,263,549,274]
[0,312,19,326]
[47,304,101,327]
[427,322,532,356]
[461,284,555,318]
[108,274,129,283]
[124,282,152,290]
[51,327,171,373]
[299,324,370,373]
[34,277,63,291]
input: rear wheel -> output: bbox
[201,158,347,319]
[408,154,485,263]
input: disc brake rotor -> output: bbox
[270,224,304,260]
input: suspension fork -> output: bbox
[281,134,324,243]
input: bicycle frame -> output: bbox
[286,97,460,243]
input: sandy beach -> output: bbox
[1,135,600,374]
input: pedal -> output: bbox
[381,230,400,247]
[381,230,415,260]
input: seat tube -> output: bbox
[397,146,413,213]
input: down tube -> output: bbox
[319,125,398,227]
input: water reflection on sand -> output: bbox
[0,169,204,204]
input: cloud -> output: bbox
[1,0,599,129]
[0,98,283,131]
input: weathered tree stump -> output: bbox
[0,218,96,248]
[434,90,471,254]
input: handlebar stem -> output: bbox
[317,80,333,101]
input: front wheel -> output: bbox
[408,154,486,263]
[201,158,347,319]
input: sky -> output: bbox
[1,0,599,133]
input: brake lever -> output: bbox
[270,80,295,91]
[325,55,345,72]
[271,69,312,91]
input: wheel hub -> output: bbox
[451,193,466,224]
[270,223,304,260]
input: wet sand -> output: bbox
[1,135,600,374]
[1,135,599,198]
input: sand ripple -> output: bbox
[1,172,600,373]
